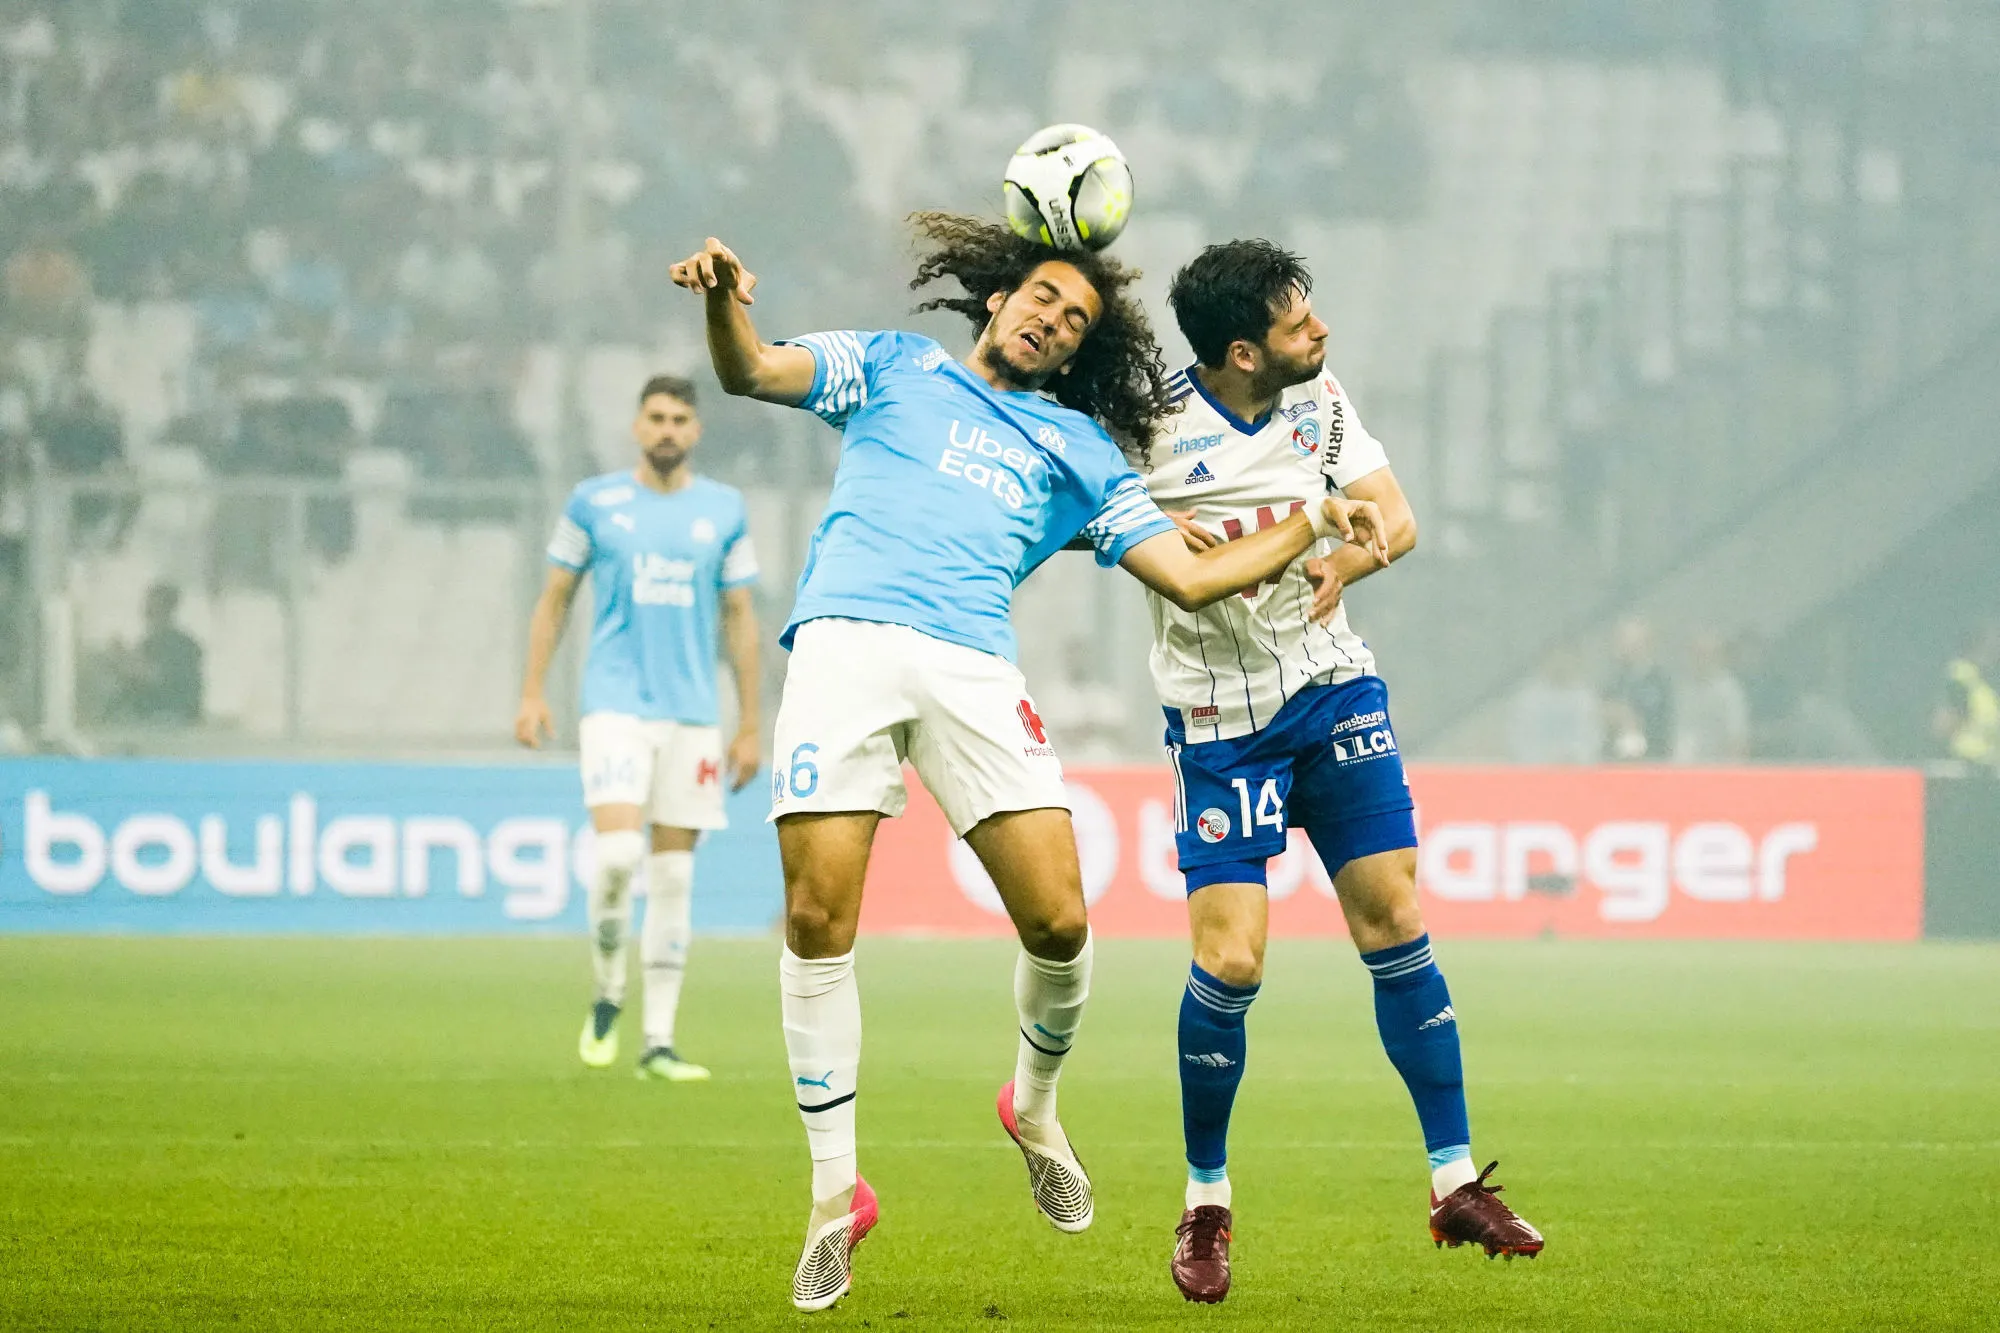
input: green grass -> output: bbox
[2,937,1996,1331]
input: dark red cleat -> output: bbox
[1171,1205,1233,1302]
[1430,1161,1544,1260]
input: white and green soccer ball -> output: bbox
[1003,123,1133,252]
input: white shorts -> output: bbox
[770,618,1069,837]
[578,713,727,830]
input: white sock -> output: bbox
[780,946,860,1204]
[1432,1152,1478,1198]
[1186,1173,1232,1210]
[641,850,694,1049]
[1011,929,1093,1130]
[588,830,645,1006]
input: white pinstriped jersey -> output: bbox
[1141,366,1392,742]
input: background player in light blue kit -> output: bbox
[669,216,1387,1312]
[515,374,762,1083]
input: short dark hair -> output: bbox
[639,374,697,409]
[1167,239,1314,368]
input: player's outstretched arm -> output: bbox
[669,238,816,406]
[1120,496,1388,614]
[514,565,580,748]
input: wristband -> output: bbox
[1306,500,1341,541]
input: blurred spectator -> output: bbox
[32,384,133,544]
[33,386,122,475]
[1935,620,2000,772]
[1603,616,1673,761]
[390,384,539,525]
[1674,633,1749,763]
[3,227,91,349]
[211,392,357,586]
[107,584,204,725]
[1509,648,1603,763]
[1732,628,1879,763]
[267,225,348,355]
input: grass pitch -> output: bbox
[1,935,1995,1331]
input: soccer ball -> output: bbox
[1003,123,1133,252]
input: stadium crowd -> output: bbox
[0,0,1432,487]
[1508,615,1885,766]
[0,1,1983,765]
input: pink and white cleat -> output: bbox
[791,1176,879,1312]
[996,1081,1094,1233]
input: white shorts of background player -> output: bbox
[578,712,728,830]
[769,618,1070,836]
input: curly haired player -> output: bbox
[670,214,1390,1312]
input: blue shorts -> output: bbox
[1167,675,1417,892]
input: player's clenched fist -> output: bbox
[669,238,758,304]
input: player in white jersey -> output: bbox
[1143,242,1544,1303]
[671,218,1389,1312]
[515,374,763,1083]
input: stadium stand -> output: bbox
[4,0,1995,760]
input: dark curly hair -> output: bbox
[907,211,1171,455]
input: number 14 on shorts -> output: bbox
[1197,778,1284,843]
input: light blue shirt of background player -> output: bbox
[777,328,1170,658]
[545,472,759,724]
[516,375,763,796]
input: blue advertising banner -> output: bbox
[0,758,783,934]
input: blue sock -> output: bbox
[1360,934,1471,1181]
[1179,963,1259,1177]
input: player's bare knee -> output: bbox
[1347,892,1425,953]
[1194,934,1264,988]
[782,871,859,956]
[1019,905,1089,961]
[783,896,853,957]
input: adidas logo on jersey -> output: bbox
[1183,460,1216,486]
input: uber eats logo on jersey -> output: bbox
[939,420,1044,509]
[632,553,697,606]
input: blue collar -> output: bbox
[1186,365,1274,435]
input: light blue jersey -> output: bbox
[546,472,759,725]
[779,330,1174,660]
